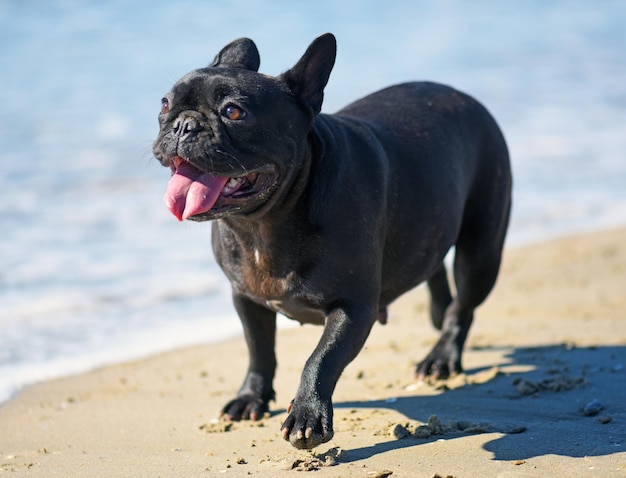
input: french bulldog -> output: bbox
[152,33,512,450]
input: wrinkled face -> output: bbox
[153,68,308,221]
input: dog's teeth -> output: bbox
[222,178,243,195]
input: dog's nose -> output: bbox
[173,115,201,138]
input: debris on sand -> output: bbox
[280,447,345,471]
[367,470,394,478]
[582,398,604,416]
[512,374,585,396]
[198,420,233,433]
[366,412,529,442]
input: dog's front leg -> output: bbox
[221,293,277,421]
[281,304,376,449]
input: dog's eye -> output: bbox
[160,98,170,115]
[223,105,246,121]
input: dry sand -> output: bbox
[1,228,625,477]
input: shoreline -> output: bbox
[1,227,625,477]
[2,220,625,407]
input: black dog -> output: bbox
[153,33,511,450]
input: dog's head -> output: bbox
[153,33,336,221]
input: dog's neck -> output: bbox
[218,135,317,249]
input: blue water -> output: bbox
[1,1,625,403]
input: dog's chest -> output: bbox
[228,246,326,325]
[239,247,293,297]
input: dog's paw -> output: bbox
[415,350,463,380]
[415,356,453,380]
[221,394,269,421]
[280,398,334,450]
[416,330,463,380]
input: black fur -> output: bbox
[153,33,512,450]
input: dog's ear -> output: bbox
[210,38,260,72]
[281,33,336,116]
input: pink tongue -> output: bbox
[164,161,229,221]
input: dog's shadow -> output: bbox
[329,343,626,463]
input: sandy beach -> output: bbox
[1,227,625,477]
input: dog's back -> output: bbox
[312,81,511,305]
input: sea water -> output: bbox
[1,0,625,403]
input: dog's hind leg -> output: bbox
[427,263,453,331]
[417,167,511,379]
[417,233,506,378]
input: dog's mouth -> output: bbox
[163,156,279,221]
